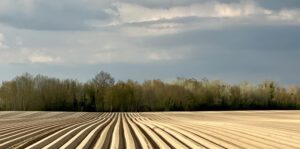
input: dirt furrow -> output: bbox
[0,111,299,148]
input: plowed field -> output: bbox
[0,111,299,149]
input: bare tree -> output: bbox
[91,71,115,111]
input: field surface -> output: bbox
[0,111,299,149]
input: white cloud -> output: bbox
[29,55,56,63]
[147,50,183,61]
[0,47,60,64]
[72,42,187,64]
[0,33,8,49]
[109,1,270,25]
[88,49,182,64]
[0,33,5,48]
[213,2,272,17]
[118,23,183,36]
[269,9,300,23]
[20,48,61,64]
[0,0,35,15]
[104,1,278,36]
[104,1,300,37]
[15,36,23,46]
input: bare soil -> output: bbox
[0,111,299,148]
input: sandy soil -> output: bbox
[0,111,299,148]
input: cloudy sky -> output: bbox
[0,0,299,84]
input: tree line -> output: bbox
[0,71,299,111]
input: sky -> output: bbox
[0,0,300,84]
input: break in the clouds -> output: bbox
[0,0,299,84]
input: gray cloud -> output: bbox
[0,0,299,31]
[0,0,111,30]
[255,0,300,10]
[0,0,299,85]
[142,25,300,52]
